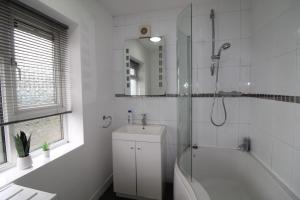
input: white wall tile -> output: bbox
[238,98,251,123]
[271,51,298,95]
[161,120,177,145]
[218,12,241,40]
[211,98,240,124]
[218,66,240,91]
[219,0,241,13]
[192,0,219,16]
[197,68,215,93]
[159,98,177,121]
[271,140,293,186]
[240,38,251,66]
[195,41,212,68]
[293,105,300,150]
[192,69,199,94]
[241,11,251,38]
[166,144,177,182]
[166,44,177,70]
[291,150,300,197]
[216,123,238,148]
[112,26,125,50]
[192,15,211,42]
[195,122,217,146]
[250,2,300,189]
[237,123,251,144]
[251,129,273,167]
[239,66,250,93]
[241,0,251,10]
[193,98,212,123]
[272,9,299,57]
[166,68,177,94]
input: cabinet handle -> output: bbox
[130,147,134,150]
[137,147,141,150]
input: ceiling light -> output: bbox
[150,36,161,43]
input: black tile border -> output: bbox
[245,93,300,103]
[115,93,300,103]
[115,93,178,97]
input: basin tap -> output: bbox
[141,114,147,127]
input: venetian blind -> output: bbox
[0,0,71,126]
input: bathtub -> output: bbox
[174,147,298,200]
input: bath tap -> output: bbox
[238,137,251,152]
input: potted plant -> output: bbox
[42,142,50,158]
[13,131,32,170]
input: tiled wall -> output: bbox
[250,0,300,197]
[112,0,252,182]
[192,0,251,149]
[112,1,300,194]
[111,9,180,182]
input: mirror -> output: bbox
[124,37,166,96]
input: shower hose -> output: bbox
[210,66,227,127]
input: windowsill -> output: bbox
[0,141,83,189]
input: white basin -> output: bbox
[112,124,166,142]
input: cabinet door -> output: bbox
[136,142,162,200]
[113,140,136,196]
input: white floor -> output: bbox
[200,179,252,200]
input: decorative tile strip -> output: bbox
[115,93,300,103]
[115,93,178,97]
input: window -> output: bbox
[0,1,70,168]
[129,59,139,95]
[14,25,57,108]
[0,128,6,164]
[13,115,63,151]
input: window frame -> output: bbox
[11,17,65,115]
[0,10,69,171]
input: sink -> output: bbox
[112,124,166,142]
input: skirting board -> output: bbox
[89,174,113,200]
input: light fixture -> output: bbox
[150,36,161,43]
[184,82,189,88]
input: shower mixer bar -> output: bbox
[210,9,215,59]
[218,91,243,97]
[209,9,232,127]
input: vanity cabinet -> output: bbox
[112,125,166,200]
[136,141,162,199]
[112,140,137,196]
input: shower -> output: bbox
[210,9,231,127]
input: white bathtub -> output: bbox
[174,147,298,200]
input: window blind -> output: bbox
[0,0,71,126]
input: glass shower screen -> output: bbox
[176,4,193,180]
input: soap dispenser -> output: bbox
[128,110,133,124]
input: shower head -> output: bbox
[217,42,231,56]
[221,43,231,50]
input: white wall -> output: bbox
[14,0,114,200]
[249,0,300,197]
[112,9,179,182]
[192,0,251,149]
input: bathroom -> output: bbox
[0,0,300,199]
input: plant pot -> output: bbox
[43,150,50,158]
[17,155,33,170]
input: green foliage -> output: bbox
[13,131,31,158]
[41,142,50,151]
